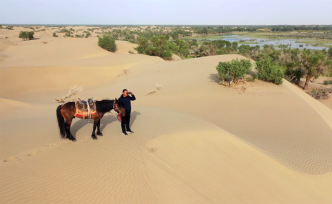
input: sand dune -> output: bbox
[1,32,332,203]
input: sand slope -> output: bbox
[1,32,332,203]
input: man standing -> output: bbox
[119,89,136,135]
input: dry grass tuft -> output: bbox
[55,85,82,103]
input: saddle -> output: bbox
[75,98,96,119]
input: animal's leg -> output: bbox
[65,119,76,142]
[97,119,103,136]
[91,119,98,140]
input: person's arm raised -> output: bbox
[129,92,136,101]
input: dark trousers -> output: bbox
[121,111,131,133]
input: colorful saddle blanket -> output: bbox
[75,98,96,119]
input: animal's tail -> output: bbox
[56,105,66,139]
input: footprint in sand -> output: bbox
[28,151,37,157]
[147,148,157,153]
[46,143,56,147]
[4,156,17,162]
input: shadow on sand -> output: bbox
[70,111,141,137]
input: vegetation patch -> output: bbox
[256,57,284,85]
[19,31,34,41]
[216,59,252,86]
[323,80,332,85]
[308,88,332,99]
[98,34,117,52]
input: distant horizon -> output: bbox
[1,0,332,25]
[1,24,332,26]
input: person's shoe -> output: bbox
[122,132,128,135]
[127,130,134,134]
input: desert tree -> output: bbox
[328,47,332,59]
[135,36,149,54]
[98,34,117,52]
[256,56,284,85]
[19,31,34,41]
[300,52,330,89]
[216,59,252,86]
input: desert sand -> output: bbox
[1,27,332,204]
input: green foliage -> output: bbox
[256,57,284,84]
[19,31,34,41]
[98,34,117,52]
[135,37,149,53]
[135,35,174,60]
[6,26,13,30]
[85,31,91,38]
[328,47,332,58]
[64,31,71,37]
[174,39,190,57]
[0,25,2,29]
[216,59,252,84]
[251,72,258,81]
[323,80,332,85]
[238,44,253,57]
[232,42,238,50]
[300,52,327,89]
[53,32,58,37]
[216,48,228,55]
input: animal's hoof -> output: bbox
[97,133,103,136]
[92,136,98,140]
[72,138,76,142]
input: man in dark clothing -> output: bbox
[119,89,136,135]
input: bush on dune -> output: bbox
[135,35,174,60]
[98,34,117,52]
[256,56,284,85]
[19,31,34,41]
[308,88,332,99]
[216,59,252,86]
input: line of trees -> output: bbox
[134,34,332,88]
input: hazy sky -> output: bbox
[0,0,331,25]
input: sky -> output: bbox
[0,0,331,25]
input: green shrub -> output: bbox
[6,26,13,30]
[98,34,116,52]
[19,31,34,41]
[328,47,332,58]
[135,35,174,60]
[247,72,258,82]
[85,31,91,38]
[0,25,2,29]
[256,57,283,84]
[323,80,332,85]
[53,32,58,37]
[216,59,252,84]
